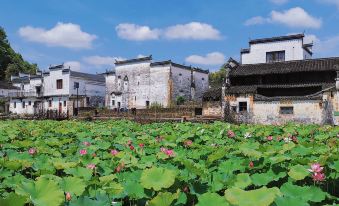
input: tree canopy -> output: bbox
[0,27,37,81]
[209,66,226,88]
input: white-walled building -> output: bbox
[0,81,20,113]
[105,56,209,110]
[8,64,105,116]
[240,34,312,65]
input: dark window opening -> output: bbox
[257,86,321,97]
[63,101,67,107]
[239,102,247,112]
[49,100,52,107]
[112,100,115,106]
[22,101,25,108]
[14,102,16,108]
[146,101,150,108]
[138,82,140,86]
[86,97,90,105]
[28,101,31,106]
[280,106,293,115]
[56,79,63,89]
[266,51,285,63]
[179,73,182,76]
[117,102,121,108]
[202,78,205,80]
[231,106,237,112]
[135,96,136,101]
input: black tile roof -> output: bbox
[230,57,339,76]
[151,60,209,74]
[11,77,30,84]
[0,81,20,89]
[253,93,323,101]
[240,48,250,54]
[115,55,152,65]
[70,71,105,82]
[249,34,304,44]
[203,87,222,101]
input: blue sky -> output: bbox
[1,0,339,73]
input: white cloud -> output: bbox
[320,0,339,9]
[270,0,289,5]
[115,23,160,41]
[18,22,97,49]
[115,22,221,41]
[64,61,81,71]
[245,7,322,29]
[83,55,125,67]
[185,52,225,65]
[164,22,221,40]
[244,16,268,26]
[270,7,322,28]
[137,54,147,58]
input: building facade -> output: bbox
[0,81,20,113]
[105,56,209,110]
[9,64,105,116]
[204,34,339,125]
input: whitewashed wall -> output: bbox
[149,65,170,107]
[193,71,209,100]
[171,66,192,101]
[9,98,38,114]
[241,39,306,64]
[43,70,70,96]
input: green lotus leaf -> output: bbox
[148,192,178,206]
[102,182,124,196]
[64,167,93,181]
[251,170,286,186]
[269,155,291,164]
[52,159,77,170]
[17,178,64,206]
[0,192,27,206]
[275,196,309,206]
[99,174,117,184]
[280,182,327,203]
[59,177,86,196]
[225,187,281,206]
[288,165,309,181]
[69,196,110,206]
[140,167,176,191]
[123,181,145,199]
[233,173,252,189]
[196,193,229,206]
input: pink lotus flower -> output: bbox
[111,149,119,156]
[129,145,135,150]
[249,161,254,168]
[65,192,72,201]
[267,136,273,141]
[312,172,325,182]
[227,130,235,138]
[79,149,87,156]
[160,147,167,153]
[127,140,132,145]
[165,149,175,157]
[139,143,144,148]
[28,148,36,155]
[292,136,298,143]
[156,136,164,143]
[83,141,91,146]
[308,163,324,173]
[87,163,96,170]
[184,140,193,147]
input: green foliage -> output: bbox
[0,120,337,205]
[0,27,37,80]
[176,96,185,105]
[209,66,226,88]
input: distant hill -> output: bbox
[0,26,37,81]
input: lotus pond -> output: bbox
[0,120,338,206]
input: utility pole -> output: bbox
[74,82,79,116]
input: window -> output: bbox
[56,79,63,89]
[280,106,293,115]
[63,101,67,107]
[266,51,285,63]
[86,97,90,105]
[202,78,205,81]
[238,102,248,112]
[49,100,52,107]
[112,100,115,106]
[146,101,150,108]
[135,96,136,101]
[14,102,16,108]
[179,73,182,76]
[22,101,25,108]
[28,101,31,106]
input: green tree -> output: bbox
[0,26,37,81]
[209,66,226,88]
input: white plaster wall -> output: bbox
[43,70,70,96]
[9,98,39,114]
[0,88,19,97]
[44,96,69,113]
[252,101,323,124]
[241,39,305,64]
[149,65,170,107]
[193,71,209,100]
[171,66,192,101]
